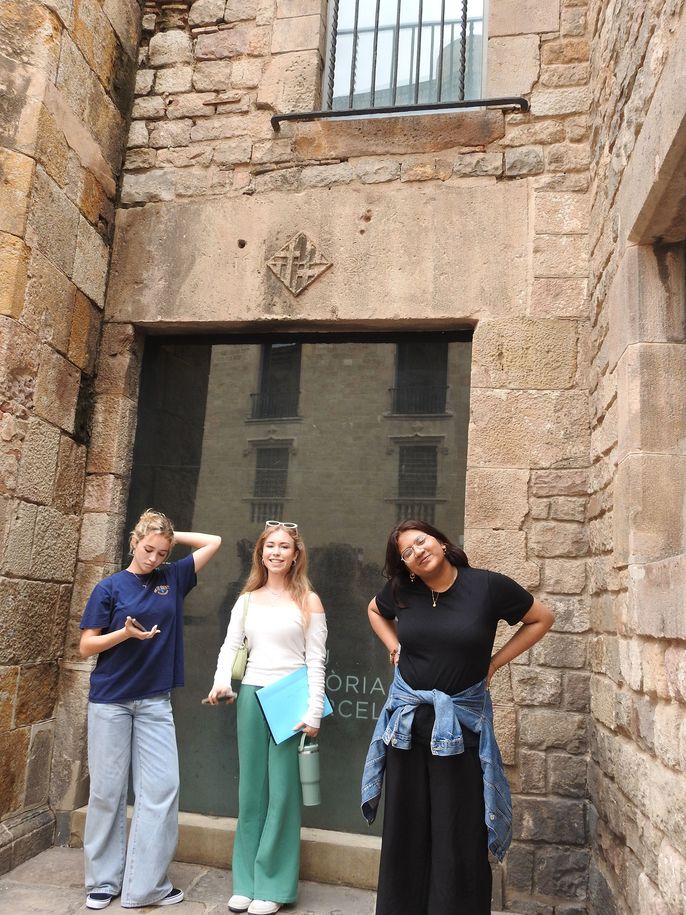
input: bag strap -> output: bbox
[241,592,250,632]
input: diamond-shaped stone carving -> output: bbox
[266,232,332,296]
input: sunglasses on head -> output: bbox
[264,520,298,530]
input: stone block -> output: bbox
[131,95,166,120]
[272,14,323,54]
[615,454,686,565]
[452,152,503,177]
[30,506,81,582]
[195,25,269,59]
[166,92,218,120]
[463,529,540,590]
[301,163,354,188]
[628,555,686,641]
[148,29,192,67]
[546,142,591,173]
[22,252,75,360]
[617,343,686,461]
[84,474,127,515]
[48,667,91,811]
[78,511,123,563]
[68,290,100,373]
[102,0,141,60]
[127,120,149,149]
[563,670,590,712]
[541,559,586,593]
[504,120,566,147]
[513,797,586,845]
[657,841,686,914]
[189,112,272,142]
[189,0,226,27]
[153,147,205,169]
[519,708,587,753]
[23,721,55,808]
[489,0,560,37]
[149,120,193,149]
[511,666,563,705]
[533,234,587,278]
[71,0,119,89]
[349,158,400,184]
[532,632,587,668]
[541,38,589,65]
[94,323,142,398]
[1,501,38,578]
[517,749,546,794]
[549,497,585,522]
[192,60,233,91]
[530,521,587,558]
[547,594,589,633]
[472,318,578,390]
[0,233,30,320]
[0,666,18,731]
[73,216,109,308]
[155,65,194,95]
[213,139,253,165]
[120,170,175,205]
[256,50,320,113]
[15,418,60,504]
[87,394,137,475]
[0,727,30,818]
[231,57,262,87]
[0,577,62,665]
[293,110,505,159]
[540,63,590,87]
[54,435,86,515]
[134,68,154,95]
[468,390,590,469]
[530,88,591,116]
[505,842,534,892]
[504,146,544,176]
[33,345,80,433]
[493,704,516,765]
[535,192,589,235]
[465,468,530,530]
[0,148,34,236]
[26,168,80,276]
[15,662,59,727]
[534,846,590,897]
[486,35,540,97]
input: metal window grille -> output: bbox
[326,0,484,111]
[251,342,301,419]
[398,445,438,499]
[393,340,448,413]
[253,447,289,498]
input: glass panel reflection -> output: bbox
[126,333,472,834]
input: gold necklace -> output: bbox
[265,586,287,598]
[429,569,458,607]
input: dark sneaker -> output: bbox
[86,893,113,910]
[152,887,185,906]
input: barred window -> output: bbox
[251,342,301,419]
[254,447,290,499]
[325,0,485,111]
[392,340,448,414]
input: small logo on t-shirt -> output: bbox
[154,584,170,595]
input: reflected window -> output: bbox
[392,339,448,414]
[397,444,437,522]
[252,446,289,523]
[325,0,484,110]
[251,342,301,419]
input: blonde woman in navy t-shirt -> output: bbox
[79,509,221,911]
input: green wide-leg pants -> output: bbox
[232,686,302,904]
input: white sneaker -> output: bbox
[228,895,252,912]
[247,902,281,915]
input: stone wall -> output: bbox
[0,0,140,873]
[586,0,686,913]
[93,1,594,911]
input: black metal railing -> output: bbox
[250,391,300,419]
[391,385,448,414]
[395,501,436,524]
[253,469,288,498]
[327,1,480,111]
[251,501,285,524]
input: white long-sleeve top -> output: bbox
[213,592,328,728]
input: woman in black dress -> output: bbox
[364,520,554,915]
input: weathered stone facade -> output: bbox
[0,0,141,872]
[0,0,684,913]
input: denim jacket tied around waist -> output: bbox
[360,668,512,862]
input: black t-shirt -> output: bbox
[375,565,534,746]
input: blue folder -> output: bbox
[255,666,333,745]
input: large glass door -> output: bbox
[126,332,472,834]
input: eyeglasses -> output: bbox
[264,520,298,530]
[400,534,428,562]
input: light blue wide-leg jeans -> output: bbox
[84,693,179,907]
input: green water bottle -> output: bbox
[298,733,321,806]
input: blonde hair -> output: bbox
[242,526,314,627]
[129,509,174,554]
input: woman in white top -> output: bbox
[206,521,327,915]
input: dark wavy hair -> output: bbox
[384,519,470,606]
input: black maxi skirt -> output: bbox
[374,740,492,915]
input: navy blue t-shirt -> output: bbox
[80,554,197,703]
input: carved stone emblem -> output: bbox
[266,232,332,296]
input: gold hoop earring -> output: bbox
[409,572,415,582]
[442,545,447,554]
